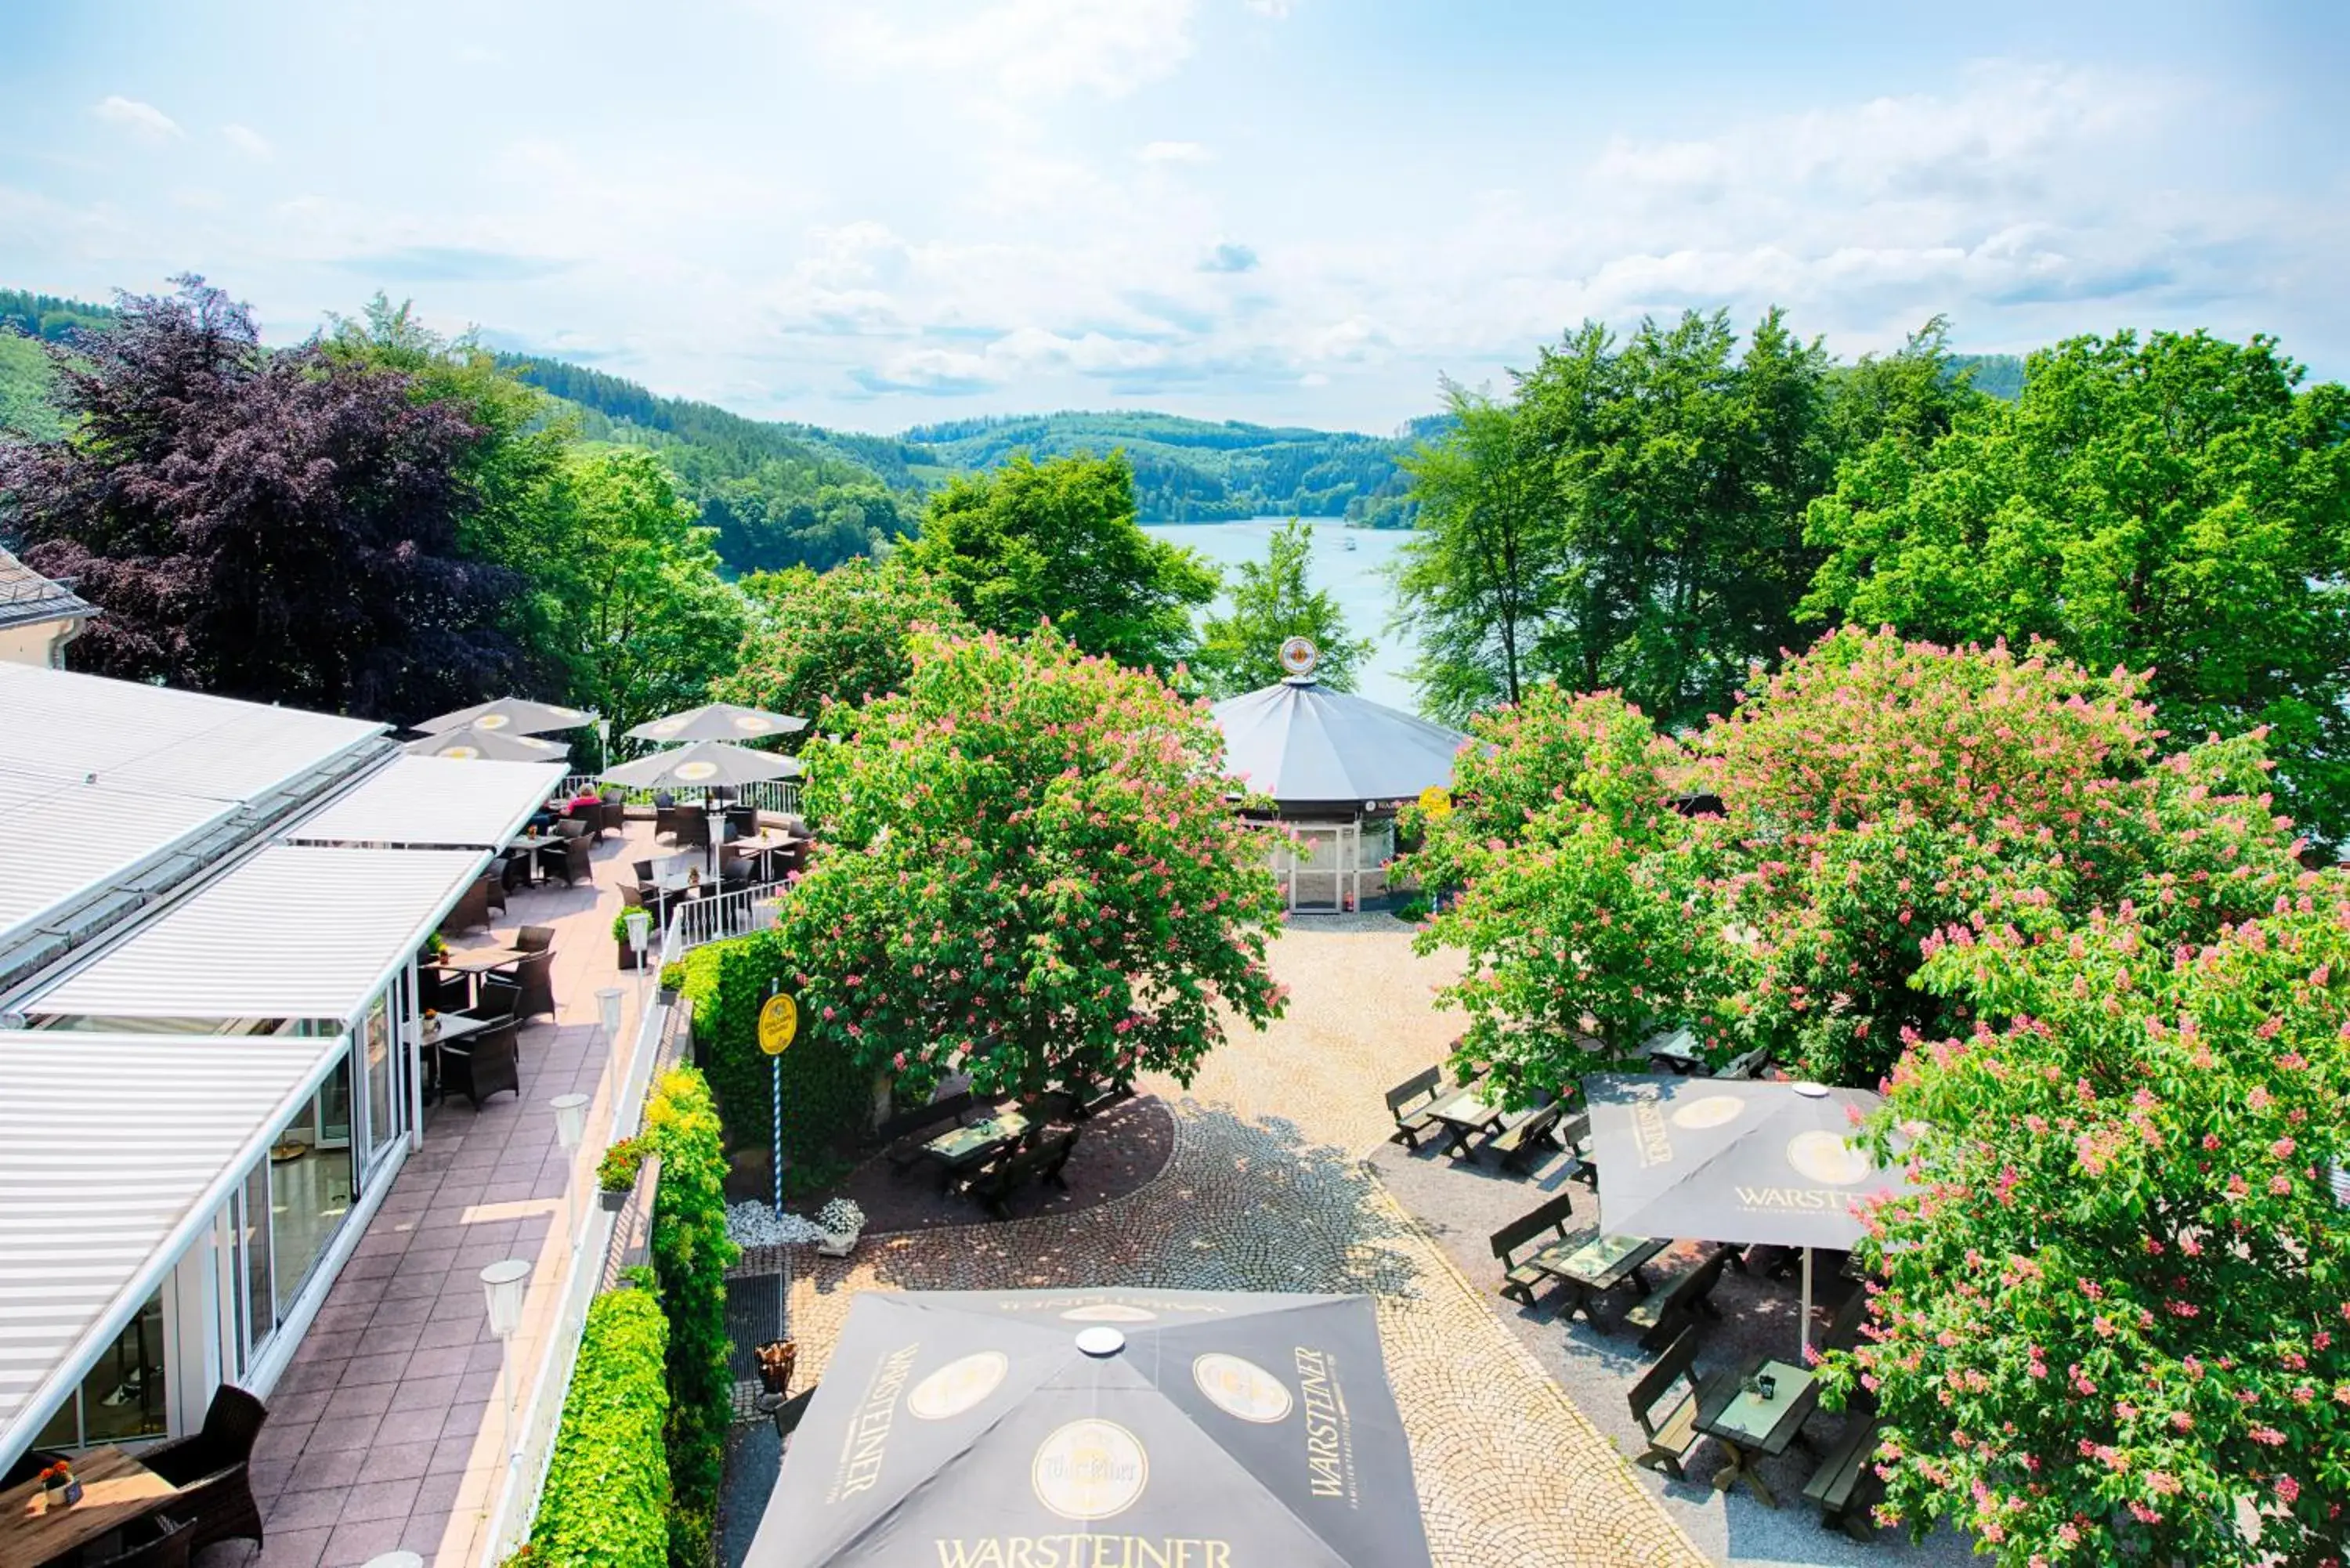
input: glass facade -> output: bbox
[271,1055,356,1321]
[28,1290,168,1451]
[363,990,396,1168]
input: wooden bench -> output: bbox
[880,1091,974,1173]
[1627,1329,1708,1479]
[1621,1247,1731,1350]
[1489,1190,1585,1306]
[1802,1414,1883,1540]
[1553,1111,1599,1188]
[1488,1099,1564,1173]
[1384,1066,1444,1151]
[964,1129,1079,1219]
[1716,1046,1773,1080]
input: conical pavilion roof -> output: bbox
[1211,677,1468,809]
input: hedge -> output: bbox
[643,1066,737,1545]
[673,930,869,1190]
[526,1288,670,1568]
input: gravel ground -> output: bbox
[1368,1133,1976,1567]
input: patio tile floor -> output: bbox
[201,822,666,1568]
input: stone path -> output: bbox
[750,913,1708,1568]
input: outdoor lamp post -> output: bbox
[479,1259,531,1457]
[705,798,727,878]
[596,986,624,1045]
[551,1093,591,1254]
[625,909,652,995]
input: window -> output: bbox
[28,1290,168,1451]
[363,988,397,1166]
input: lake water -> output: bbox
[1143,517,1423,713]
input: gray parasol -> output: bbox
[409,695,594,736]
[1582,1074,1914,1353]
[1211,677,1469,810]
[743,1288,1434,1568]
[402,724,569,761]
[624,701,808,745]
[598,739,801,790]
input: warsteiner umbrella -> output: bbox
[598,740,800,790]
[744,1288,1434,1568]
[1582,1074,1914,1354]
[403,724,569,761]
[624,701,806,745]
[410,695,594,736]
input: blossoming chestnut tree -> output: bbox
[773,624,1289,1103]
[1828,891,2350,1564]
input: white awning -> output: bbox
[25,847,489,1021]
[0,663,383,804]
[0,773,240,948]
[0,1030,349,1470]
[279,756,566,849]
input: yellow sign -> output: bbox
[1417,786,1452,818]
[757,994,798,1056]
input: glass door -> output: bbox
[363,989,399,1169]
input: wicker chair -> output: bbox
[655,802,689,843]
[515,925,556,954]
[439,876,491,936]
[139,1384,266,1557]
[475,974,522,1024]
[419,966,470,1014]
[88,1513,193,1567]
[725,804,760,840]
[596,793,627,840]
[499,950,558,1022]
[672,812,711,851]
[441,1020,520,1107]
[554,836,594,888]
[483,872,508,919]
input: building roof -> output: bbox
[0,1029,349,1470]
[1211,677,1470,809]
[278,755,565,850]
[24,845,488,1022]
[0,773,240,951]
[0,548,96,634]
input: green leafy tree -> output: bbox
[643,1066,737,1558]
[1392,381,1560,722]
[1828,892,2350,1563]
[713,557,969,730]
[902,452,1217,670]
[775,626,1289,1102]
[530,448,748,736]
[528,1286,670,1568]
[1192,519,1371,697]
[1802,329,2350,844]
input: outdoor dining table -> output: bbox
[508,833,562,883]
[428,946,526,1011]
[1537,1231,1672,1324]
[0,1446,179,1566]
[1694,1355,1822,1508]
[419,1010,494,1103]
[920,1110,1029,1188]
[1423,1086,1508,1158]
[725,833,804,882]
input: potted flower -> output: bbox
[814,1197,865,1257]
[598,1136,649,1211]
[423,932,450,965]
[612,910,642,970]
[38,1459,81,1508]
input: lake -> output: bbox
[1142,517,1423,714]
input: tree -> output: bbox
[1828,892,2349,1564]
[712,556,969,728]
[1802,329,2350,845]
[902,452,1217,670]
[774,626,1289,1103]
[642,1065,736,1558]
[1392,381,1559,723]
[0,276,525,717]
[1191,519,1371,697]
[528,448,747,737]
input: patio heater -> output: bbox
[479,1258,532,1458]
[551,1093,591,1254]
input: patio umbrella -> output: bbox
[743,1288,1434,1568]
[598,740,801,789]
[624,701,806,745]
[1581,1074,1914,1355]
[410,695,594,736]
[402,725,569,761]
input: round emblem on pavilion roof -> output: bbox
[906,1351,1008,1420]
[1061,1302,1158,1324]
[1786,1129,1871,1187]
[734,714,773,733]
[1193,1353,1292,1423]
[1671,1094,1745,1131]
[474,713,510,731]
[1278,636,1319,678]
[443,745,480,760]
[674,760,719,782]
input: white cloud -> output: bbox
[1242,0,1292,16]
[92,96,183,141]
[1139,140,1211,164]
[221,124,273,159]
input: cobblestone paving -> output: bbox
[765,914,1707,1568]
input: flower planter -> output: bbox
[815,1226,861,1258]
[599,1186,630,1212]
[616,941,641,971]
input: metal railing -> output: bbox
[671,879,790,950]
[555,775,803,817]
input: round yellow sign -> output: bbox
[1417,786,1452,818]
[757,994,798,1056]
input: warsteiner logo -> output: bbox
[1032,1419,1148,1520]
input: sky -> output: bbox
[2,0,2345,435]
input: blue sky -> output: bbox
[2,0,2345,433]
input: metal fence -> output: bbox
[556,773,802,817]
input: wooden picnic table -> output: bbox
[1537,1232,1671,1324]
[0,1446,178,1565]
[1694,1356,1821,1508]
[1641,1027,1706,1075]
[920,1111,1029,1186]
[1423,1086,1507,1158]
